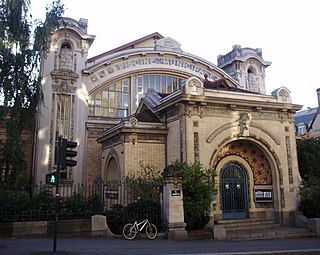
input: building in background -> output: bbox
[294,89,320,138]
[35,17,302,224]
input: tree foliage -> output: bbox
[124,162,162,202]
[0,0,64,190]
[297,138,320,180]
[175,161,216,229]
[296,138,320,218]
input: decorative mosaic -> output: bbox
[285,136,293,184]
[280,187,285,208]
[194,132,199,161]
[215,140,272,185]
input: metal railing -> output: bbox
[0,181,161,227]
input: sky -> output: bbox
[31,0,320,110]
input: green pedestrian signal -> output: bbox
[46,172,57,185]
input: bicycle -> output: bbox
[122,219,157,240]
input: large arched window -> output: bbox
[88,74,185,118]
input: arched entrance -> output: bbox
[220,163,248,219]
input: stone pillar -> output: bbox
[161,164,187,240]
[91,215,114,237]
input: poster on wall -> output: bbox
[254,188,273,202]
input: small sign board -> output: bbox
[255,188,273,202]
[171,189,181,196]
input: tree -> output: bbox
[0,0,64,190]
[296,138,320,218]
[296,138,320,180]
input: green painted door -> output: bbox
[221,163,248,219]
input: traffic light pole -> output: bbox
[53,137,61,253]
[51,137,77,252]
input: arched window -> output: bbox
[59,42,73,70]
[55,93,71,139]
[247,67,255,74]
[61,42,72,50]
[105,157,119,182]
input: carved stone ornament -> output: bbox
[130,117,138,127]
[61,82,68,91]
[52,82,76,93]
[51,69,79,84]
[239,113,252,136]
[279,89,289,101]
[155,37,182,52]
[188,78,201,88]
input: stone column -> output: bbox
[161,164,187,240]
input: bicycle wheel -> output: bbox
[145,223,157,240]
[123,223,137,240]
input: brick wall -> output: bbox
[85,137,102,184]
[125,142,165,175]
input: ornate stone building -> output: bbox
[35,17,302,225]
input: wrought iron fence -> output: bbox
[0,180,161,229]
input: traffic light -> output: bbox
[46,172,57,185]
[54,196,63,208]
[60,138,77,170]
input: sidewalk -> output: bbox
[1,236,320,255]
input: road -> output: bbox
[1,237,320,255]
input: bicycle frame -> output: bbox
[123,218,157,240]
[133,219,149,232]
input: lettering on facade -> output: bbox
[90,57,219,83]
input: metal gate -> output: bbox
[220,163,248,219]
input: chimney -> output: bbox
[317,88,320,108]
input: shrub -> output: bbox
[31,186,55,217]
[61,192,87,217]
[299,179,320,218]
[125,162,162,202]
[0,190,30,220]
[175,161,216,230]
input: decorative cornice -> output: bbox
[51,69,79,84]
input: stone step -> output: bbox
[226,226,317,240]
[217,219,281,231]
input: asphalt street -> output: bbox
[1,237,320,255]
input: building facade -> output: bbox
[35,17,302,225]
